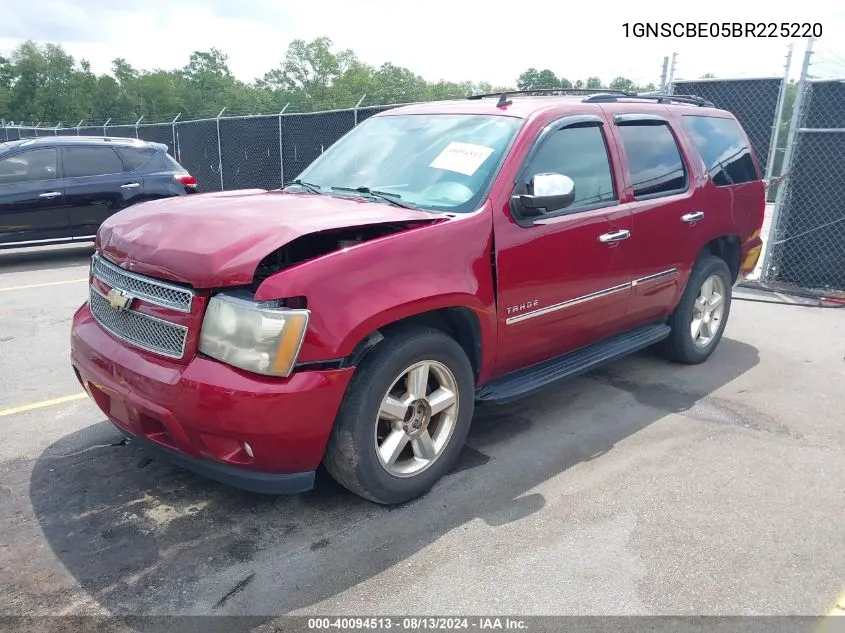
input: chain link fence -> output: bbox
[2,85,786,194]
[0,83,788,186]
[1,102,405,193]
[761,79,845,293]
[8,80,845,295]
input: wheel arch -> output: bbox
[342,305,486,383]
[701,234,742,282]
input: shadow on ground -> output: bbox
[0,244,95,274]
[25,338,760,630]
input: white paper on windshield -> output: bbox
[429,142,495,176]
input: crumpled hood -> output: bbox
[97,189,440,287]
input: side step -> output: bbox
[476,323,671,404]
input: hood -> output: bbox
[97,189,441,288]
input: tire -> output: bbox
[323,325,475,504]
[663,254,733,365]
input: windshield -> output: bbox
[290,114,522,213]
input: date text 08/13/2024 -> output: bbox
[623,22,822,38]
[307,617,528,630]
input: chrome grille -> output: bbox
[89,287,188,359]
[91,254,194,312]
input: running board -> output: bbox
[476,323,671,404]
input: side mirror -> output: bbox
[512,173,576,217]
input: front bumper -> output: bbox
[70,303,354,494]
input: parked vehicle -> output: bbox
[70,90,765,504]
[0,136,196,249]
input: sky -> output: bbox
[2,0,845,89]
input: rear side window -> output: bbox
[116,146,157,171]
[681,115,758,186]
[524,125,616,209]
[117,147,184,174]
[0,148,58,184]
[617,123,688,199]
[141,152,184,173]
[63,147,126,178]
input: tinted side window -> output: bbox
[524,125,616,209]
[0,148,58,184]
[617,123,687,198]
[137,152,179,173]
[116,147,157,171]
[681,115,758,186]
[63,147,126,178]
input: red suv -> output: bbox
[70,90,765,504]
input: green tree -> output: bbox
[180,49,235,115]
[609,76,636,91]
[369,63,428,105]
[259,37,357,108]
[90,75,124,121]
[0,37,675,124]
[427,79,474,101]
[0,55,11,119]
[516,68,559,90]
[6,41,78,123]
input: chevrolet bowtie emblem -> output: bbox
[106,288,134,311]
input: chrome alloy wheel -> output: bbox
[691,274,726,347]
[373,360,460,478]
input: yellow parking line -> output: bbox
[817,590,845,633]
[0,278,88,292]
[829,590,845,615]
[0,393,88,418]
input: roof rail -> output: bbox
[467,88,634,103]
[582,92,715,107]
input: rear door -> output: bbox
[678,114,766,270]
[62,145,145,238]
[0,147,70,246]
[602,107,706,325]
[115,146,192,197]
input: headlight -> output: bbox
[199,293,309,377]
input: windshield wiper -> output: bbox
[330,186,419,210]
[284,179,325,195]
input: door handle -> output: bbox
[38,191,61,199]
[121,182,141,189]
[598,229,631,243]
[681,211,704,223]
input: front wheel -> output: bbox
[323,326,475,504]
[663,254,733,365]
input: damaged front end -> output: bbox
[251,221,437,290]
[198,219,441,377]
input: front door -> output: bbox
[62,145,145,238]
[493,115,635,376]
[0,147,69,245]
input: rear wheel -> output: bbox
[663,254,732,364]
[323,326,475,504]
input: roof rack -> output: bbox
[465,88,714,108]
[467,88,633,100]
[467,88,634,108]
[582,92,715,107]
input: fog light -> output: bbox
[242,442,254,458]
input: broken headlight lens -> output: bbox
[199,293,309,377]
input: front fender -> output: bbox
[253,210,498,376]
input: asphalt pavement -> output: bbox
[0,244,843,628]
